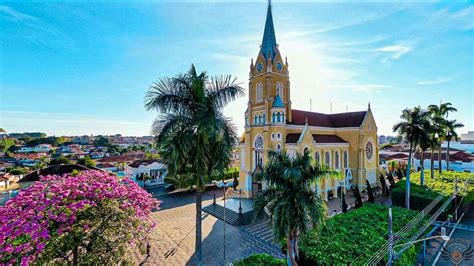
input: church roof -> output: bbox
[286,133,348,144]
[260,1,277,61]
[272,95,285,108]
[289,109,366,128]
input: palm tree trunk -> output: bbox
[286,231,298,266]
[430,146,435,179]
[420,150,425,186]
[446,140,450,171]
[438,145,442,174]
[406,142,413,210]
[195,189,203,266]
[286,232,298,266]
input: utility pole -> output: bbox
[454,177,458,221]
[388,208,394,266]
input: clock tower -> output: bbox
[246,0,292,128]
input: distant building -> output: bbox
[18,144,52,153]
[125,159,167,187]
[0,128,7,139]
[380,146,474,173]
[461,131,474,143]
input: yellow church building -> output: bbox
[238,2,379,200]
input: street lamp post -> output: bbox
[215,181,227,263]
[339,180,345,212]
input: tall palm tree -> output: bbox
[428,102,457,174]
[393,106,430,209]
[418,121,436,186]
[444,119,464,171]
[253,150,339,265]
[145,65,243,265]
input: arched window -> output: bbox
[344,150,348,168]
[254,115,258,125]
[277,144,281,151]
[335,151,340,169]
[272,113,276,122]
[304,147,309,154]
[263,114,266,124]
[315,152,320,164]
[277,112,281,122]
[256,83,263,102]
[276,82,283,96]
[325,151,330,167]
[277,132,281,139]
[271,133,275,139]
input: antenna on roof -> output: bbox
[310,98,312,112]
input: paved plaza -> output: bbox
[132,187,389,265]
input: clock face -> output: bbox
[276,62,283,71]
[257,63,263,72]
[366,141,374,160]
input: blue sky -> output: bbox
[1,1,473,137]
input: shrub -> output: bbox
[0,170,160,265]
[392,171,474,213]
[233,253,285,266]
[391,182,453,214]
[299,203,424,265]
[411,171,474,202]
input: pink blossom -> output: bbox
[0,170,161,264]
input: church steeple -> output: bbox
[260,0,277,61]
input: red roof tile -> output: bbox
[312,134,348,143]
[286,133,348,144]
[290,109,366,128]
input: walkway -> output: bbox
[132,188,283,265]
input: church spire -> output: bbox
[260,0,277,61]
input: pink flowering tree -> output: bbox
[0,170,160,265]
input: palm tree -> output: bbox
[393,106,430,209]
[418,122,436,186]
[145,65,243,265]
[444,119,464,171]
[253,150,339,265]
[428,103,457,174]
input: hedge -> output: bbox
[233,253,285,266]
[392,171,474,213]
[391,182,453,214]
[410,171,474,203]
[298,203,424,265]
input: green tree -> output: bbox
[0,138,15,152]
[428,103,457,174]
[77,156,96,168]
[49,156,72,165]
[144,64,243,265]
[253,150,339,265]
[444,119,464,171]
[93,136,110,147]
[393,106,430,209]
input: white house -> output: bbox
[18,144,52,153]
[125,159,167,187]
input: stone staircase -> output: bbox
[202,203,251,226]
[242,218,275,243]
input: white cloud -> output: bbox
[417,77,452,85]
[335,83,391,93]
[0,5,37,21]
[375,44,412,62]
